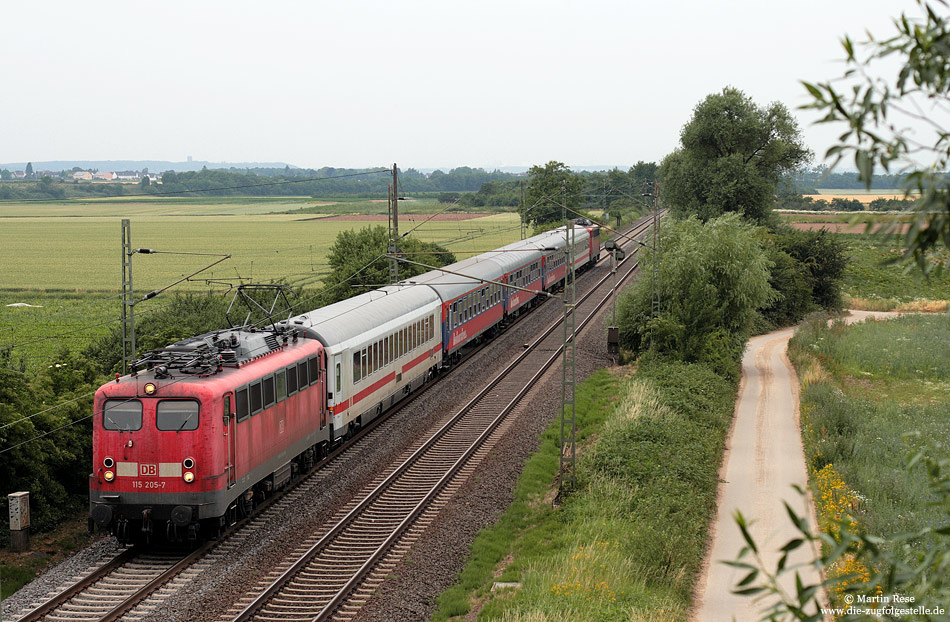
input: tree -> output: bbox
[660,87,811,224]
[803,1,950,273]
[525,161,583,227]
[320,226,456,305]
[140,175,150,188]
[1,169,11,180]
[25,162,34,179]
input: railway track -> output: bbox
[226,215,658,622]
[10,214,658,622]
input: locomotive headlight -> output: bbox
[103,470,115,482]
[183,457,195,470]
[103,456,115,469]
[144,383,156,395]
[183,471,195,483]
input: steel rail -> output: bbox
[231,213,659,622]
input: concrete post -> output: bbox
[8,491,30,552]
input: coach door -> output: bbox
[223,392,236,489]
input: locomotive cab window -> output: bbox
[156,400,199,431]
[102,399,142,431]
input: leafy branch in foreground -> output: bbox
[732,453,950,621]
[802,0,950,273]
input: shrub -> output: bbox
[616,213,774,378]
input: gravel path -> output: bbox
[691,310,898,621]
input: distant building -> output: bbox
[116,171,141,181]
[13,171,25,179]
[93,171,116,181]
[72,171,93,181]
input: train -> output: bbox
[89,221,600,542]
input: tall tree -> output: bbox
[803,0,950,272]
[660,87,810,224]
[25,162,34,179]
[525,161,583,227]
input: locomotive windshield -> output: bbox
[102,399,142,431]
[156,400,200,431]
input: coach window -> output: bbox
[383,337,389,365]
[276,370,287,401]
[250,380,263,415]
[335,362,341,393]
[156,400,199,431]
[236,388,249,422]
[353,352,361,383]
[372,342,379,374]
[288,363,299,395]
[263,375,275,408]
[103,399,142,431]
[309,356,319,385]
[361,347,368,378]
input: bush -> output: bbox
[0,349,102,545]
[84,292,231,375]
[616,213,774,378]
[774,226,847,310]
[759,245,814,327]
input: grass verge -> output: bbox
[0,510,98,600]
[431,360,736,621]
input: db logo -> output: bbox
[140,463,158,476]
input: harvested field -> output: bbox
[804,193,917,203]
[791,222,910,234]
[315,212,493,222]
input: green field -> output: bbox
[0,200,520,291]
[790,315,950,561]
[840,235,950,308]
[0,197,522,372]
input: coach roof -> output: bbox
[402,255,507,302]
[281,285,441,349]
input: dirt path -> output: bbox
[692,311,896,621]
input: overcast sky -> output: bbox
[2,0,909,170]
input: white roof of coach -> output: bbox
[402,254,507,302]
[281,285,441,348]
[485,239,543,272]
